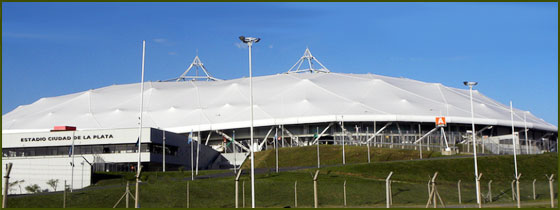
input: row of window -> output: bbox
[2,143,178,158]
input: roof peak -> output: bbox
[168,55,222,82]
[286,47,330,74]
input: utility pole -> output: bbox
[135,40,146,209]
[313,170,320,208]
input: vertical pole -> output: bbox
[126,181,130,208]
[516,174,521,208]
[546,174,554,208]
[71,131,75,192]
[248,41,256,209]
[510,101,519,179]
[419,124,423,159]
[294,181,298,208]
[477,173,483,208]
[163,130,166,172]
[367,127,371,163]
[488,180,492,203]
[468,85,481,205]
[187,182,190,208]
[343,180,347,207]
[275,128,279,173]
[233,130,237,174]
[511,180,516,201]
[235,179,239,208]
[532,179,536,200]
[386,172,393,208]
[374,121,377,147]
[81,162,84,189]
[313,170,320,209]
[432,180,436,208]
[457,180,462,204]
[317,127,320,169]
[63,180,67,208]
[196,130,201,176]
[342,116,346,165]
[235,169,242,209]
[135,40,146,209]
[191,131,194,181]
[242,180,245,208]
[2,163,12,208]
[524,112,529,154]
[282,125,285,148]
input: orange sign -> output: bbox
[435,117,446,127]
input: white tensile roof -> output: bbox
[2,72,557,133]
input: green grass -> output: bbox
[243,145,443,169]
[7,151,557,208]
[317,153,558,184]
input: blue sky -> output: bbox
[2,2,558,126]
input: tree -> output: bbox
[8,180,24,194]
[46,179,59,191]
[24,184,41,194]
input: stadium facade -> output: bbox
[2,48,558,193]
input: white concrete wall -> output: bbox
[2,156,91,195]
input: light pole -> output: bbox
[239,35,260,208]
[464,81,481,205]
[135,40,146,209]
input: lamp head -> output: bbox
[239,36,261,44]
[463,81,478,87]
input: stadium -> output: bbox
[2,48,558,192]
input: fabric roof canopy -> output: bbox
[2,73,557,133]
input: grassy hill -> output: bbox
[243,145,443,169]
[6,149,557,208]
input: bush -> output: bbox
[24,184,41,194]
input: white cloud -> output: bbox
[153,38,167,43]
[234,42,247,49]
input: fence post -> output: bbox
[476,173,483,208]
[186,181,190,208]
[313,170,320,208]
[126,181,130,208]
[457,180,462,204]
[63,180,67,208]
[511,179,516,201]
[545,174,555,208]
[235,169,242,208]
[516,174,522,208]
[2,163,12,208]
[488,180,493,203]
[532,179,537,200]
[386,171,393,208]
[294,180,298,208]
[343,180,347,207]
